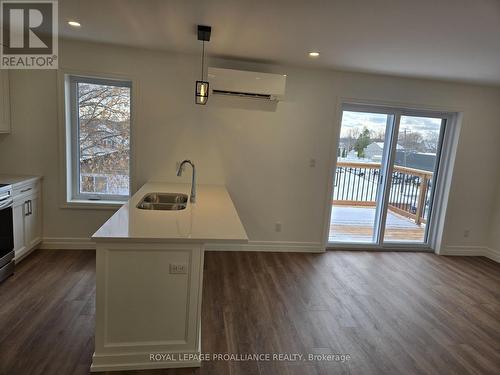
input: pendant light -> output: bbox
[195,25,211,105]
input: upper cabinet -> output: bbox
[0,70,11,133]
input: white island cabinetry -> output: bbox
[91,182,248,372]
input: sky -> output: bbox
[340,111,442,139]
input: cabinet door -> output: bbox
[25,195,42,248]
[0,71,10,133]
[13,200,27,256]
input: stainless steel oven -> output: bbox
[0,184,14,283]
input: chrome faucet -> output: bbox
[177,160,196,203]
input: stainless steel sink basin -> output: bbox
[136,193,188,210]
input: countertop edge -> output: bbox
[0,174,42,187]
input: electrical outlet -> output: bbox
[169,263,188,274]
[309,158,316,168]
[463,230,470,238]
[275,222,282,232]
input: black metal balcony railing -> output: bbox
[333,162,433,225]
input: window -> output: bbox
[68,76,131,202]
[328,103,456,249]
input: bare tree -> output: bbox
[77,82,130,194]
[78,83,130,156]
[345,128,360,152]
[398,129,426,153]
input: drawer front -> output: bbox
[12,180,40,203]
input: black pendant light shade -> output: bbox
[195,25,211,105]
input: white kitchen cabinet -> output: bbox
[11,178,42,262]
[0,70,11,133]
[12,199,27,258]
[25,193,41,249]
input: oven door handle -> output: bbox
[0,198,13,210]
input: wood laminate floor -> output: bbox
[0,250,499,375]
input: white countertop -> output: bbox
[92,182,248,243]
[0,174,41,187]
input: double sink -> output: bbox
[137,192,188,211]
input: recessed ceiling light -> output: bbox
[308,52,320,57]
[68,21,81,27]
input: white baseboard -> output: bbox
[485,247,500,263]
[205,241,325,253]
[442,245,499,263]
[40,237,325,253]
[441,245,487,256]
[40,238,498,261]
[40,237,96,250]
[14,240,41,263]
[91,352,200,372]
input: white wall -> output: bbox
[489,180,500,254]
[1,39,500,251]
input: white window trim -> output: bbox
[57,70,137,209]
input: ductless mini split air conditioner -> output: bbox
[207,67,286,101]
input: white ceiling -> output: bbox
[60,0,500,85]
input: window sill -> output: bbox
[61,199,126,210]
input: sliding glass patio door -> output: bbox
[382,115,445,243]
[329,110,392,243]
[329,104,448,248]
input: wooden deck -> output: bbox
[329,205,426,242]
[330,223,426,242]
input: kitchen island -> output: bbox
[91,182,248,372]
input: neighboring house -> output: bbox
[343,150,373,162]
[362,142,435,170]
[394,151,436,172]
[364,142,403,161]
[346,149,360,160]
[79,120,129,161]
[78,119,130,195]
[80,149,129,195]
[337,141,348,158]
